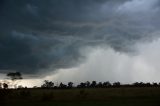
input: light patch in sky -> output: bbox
[117,0,158,13]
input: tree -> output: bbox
[97,82,103,88]
[103,81,111,87]
[41,80,54,88]
[77,82,86,88]
[3,83,8,89]
[133,82,144,87]
[90,81,97,88]
[153,82,158,86]
[86,81,90,88]
[113,82,121,87]
[68,82,73,88]
[59,82,67,88]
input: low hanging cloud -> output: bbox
[18,39,160,87]
[0,0,160,76]
[40,39,160,85]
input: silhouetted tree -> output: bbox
[77,82,86,88]
[153,82,158,86]
[3,83,8,89]
[97,82,103,88]
[41,80,54,88]
[86,81,90,88]
[103,81,111,87]
[133,82,139,87]
[59,82,67,88]
[113,82,121,87]
[145,83,151,87]
[90,81,97,88]
[133,82,145,87]
[68,82,73,88]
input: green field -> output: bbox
[1,87,160,106]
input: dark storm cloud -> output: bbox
[0,0,160,74]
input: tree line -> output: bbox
[1,72,160,89]
[40,80,160,89]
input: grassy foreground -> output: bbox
[1,87,160,106]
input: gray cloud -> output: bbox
[0,0,160,74]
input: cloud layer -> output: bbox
[0,0,160,75]
[35,39,160,85]
[19,39,160,87]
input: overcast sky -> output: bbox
[1,0,160,87]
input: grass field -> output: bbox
[1,87,160,106]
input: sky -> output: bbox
[1,0,160,87]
